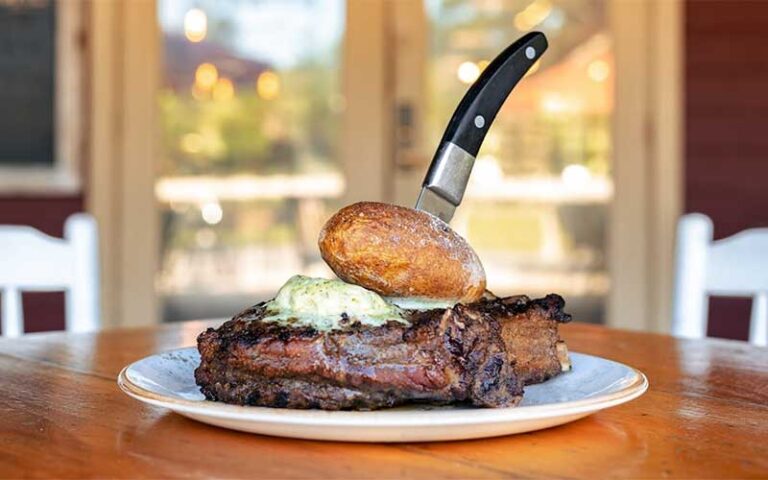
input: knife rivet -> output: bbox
[525,46,536,59]
[474,115,485,128]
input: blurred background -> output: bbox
[0,0,764,339]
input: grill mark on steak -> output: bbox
[195,294,571,410]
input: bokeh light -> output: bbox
[195,63,218,91]
[457,61,480,84]
[256,71,281,100]
[201,201,223,225]
[184,8,207,43]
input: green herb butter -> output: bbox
[262,275,408,331]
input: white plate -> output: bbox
[118,348,647,442]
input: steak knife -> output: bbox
[415,32,548,223]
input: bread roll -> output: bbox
[318,202,486,303]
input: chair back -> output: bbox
[673,213,768,346]
[0,214,99,337]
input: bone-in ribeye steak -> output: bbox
[195,294,571,410]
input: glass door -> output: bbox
[421,0,613,323]
[153,0,623,325]
[156,0,345,321]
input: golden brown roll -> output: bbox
[318,202,486,303]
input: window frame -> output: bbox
[0,0,85,194]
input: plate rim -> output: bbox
[117,347,649,427]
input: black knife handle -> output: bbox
[434,32,548,157]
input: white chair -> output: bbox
[0,213,99,337]
[673,213,768,346]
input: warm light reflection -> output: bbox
[514,0,552,31]
[587,60,610,82]
[195,63,218,91]
[256,71,280,100]
[212,77,235,101]
[477,59,490,72]
[184,8,207,43]
[561,164,592,188]
[201,201,223,225]
[540,93,571,113]
[457,61,480,84]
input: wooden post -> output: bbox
[87,0,160,328]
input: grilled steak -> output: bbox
[196,303,523,410]
[195,294,571,410]
[474,293,572,385]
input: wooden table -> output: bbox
[1,321,766,479]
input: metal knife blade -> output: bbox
[414,142,476,223]
[415,188,455,223]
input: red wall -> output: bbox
[0,195,83,333]
[685,1,768,340]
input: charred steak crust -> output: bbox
[474,293,572,385]
[195,303,523,410]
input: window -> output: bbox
[156,0,345,320]
[425,0,612,322]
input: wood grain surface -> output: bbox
[0,321,766,479]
